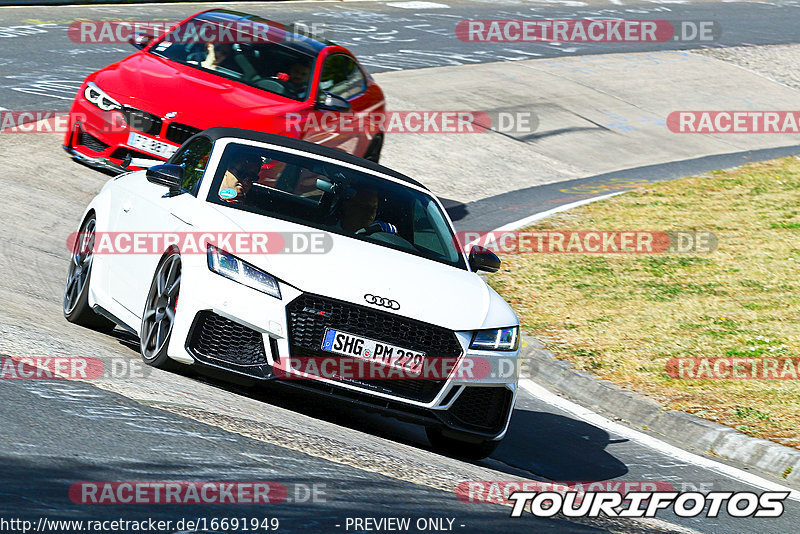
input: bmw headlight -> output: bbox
[470,327,519,351]
[84,82,122,112]
[207,245,281,299]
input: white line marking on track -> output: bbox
[463,191,626,249]
[495,191,625,231]
[519,378,800,501]
[387,1,450,8]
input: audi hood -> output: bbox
[204,203,518,332]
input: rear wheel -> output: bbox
[63,215,115,332]
[425,427,500,460]
[140,251,181,369]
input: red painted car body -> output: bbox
[64,9,386,172]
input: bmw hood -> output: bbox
[92,53,302,128]
[206,206,517,332]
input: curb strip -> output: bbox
[522,337,800,486]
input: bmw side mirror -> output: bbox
[130,33,154,50]
[146,164,184,196]
[316,92,350,112]
[468,245,501,273]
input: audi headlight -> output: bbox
[84,82,122,112]
[207,245,281,299]
[470,327,519,351]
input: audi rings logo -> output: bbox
[364,294,400,310]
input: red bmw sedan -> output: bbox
[64,9,386,172]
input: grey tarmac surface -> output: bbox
[447,144,800,231]
[1,0,800,109]
[0,377,606,534]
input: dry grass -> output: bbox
[488,156,800,448]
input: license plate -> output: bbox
[127,132,178,159]
[321,329,425,373]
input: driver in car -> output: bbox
[285,62,311,99]
[339,188,397,235]
[200,43,236,71]
[218,148,264,202]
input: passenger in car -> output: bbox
[218,148,264,201]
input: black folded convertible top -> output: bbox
[192,127,429,191]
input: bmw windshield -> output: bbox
[148,11,317,101]
[206,142,467,270]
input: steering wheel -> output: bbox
[254,78,288,94]
[362,221,398,236]
[185,43,208,64]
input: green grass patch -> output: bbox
[489,156,800,448]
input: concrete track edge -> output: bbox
[522,335,800,487]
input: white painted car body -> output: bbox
[72,129,520,444]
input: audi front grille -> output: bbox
[445,386,513,434]
[186,311,272,379]
[285,293,463,403]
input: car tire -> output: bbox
[363,134,383,163]
[140,250,182,370]
[63,214,116,332]
[425,427,500,460]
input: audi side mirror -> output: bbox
[468,245,501,273]
[316,92,350,112]
[146,164,184,196]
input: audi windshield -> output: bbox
[206,142,467,270]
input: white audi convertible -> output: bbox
[64,128,520,458]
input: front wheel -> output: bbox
[363,134,383,163]
[140,251,181,369]
[425,427,500,460]
[63,215,115,332]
